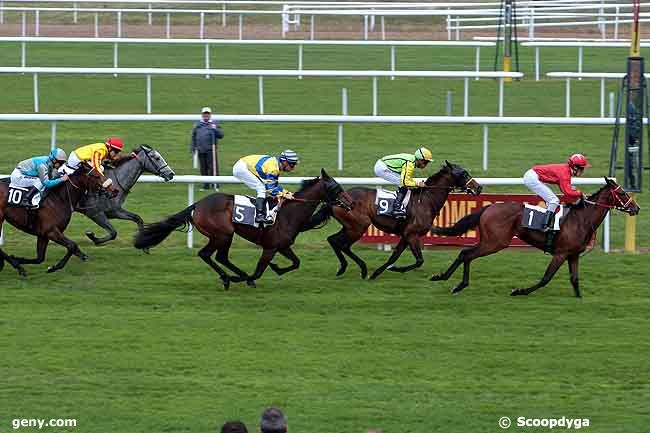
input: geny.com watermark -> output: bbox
[11,418,77,430]
[499,416,590,429]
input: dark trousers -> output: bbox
[198,150,219,189]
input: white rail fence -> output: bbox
[0,67,522,117]
[0,175,612,251]
[0,37,493,77]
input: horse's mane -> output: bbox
[296,176,321,194]
[425,164,452,185]
[587,183,610,200]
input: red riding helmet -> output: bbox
[568,153,590,169]
[105,137,124,151]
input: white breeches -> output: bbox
[233,159,266,198]
[523,169,560,212]
[374,159,401,186]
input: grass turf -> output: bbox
[0,42,649,433]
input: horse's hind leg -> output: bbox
[511,254,568,297]
[214,236,249,283]
[85,212,118,245]
[268,247,301,276]
[567,254,581,298]
[47,229,88,273]
[112,208,145,231]
[327,230,349,276]
[388,236,424,274]
[198,237,232,290]
[369,237,409,280]
[0,247,27,276]
[9,236,49,265]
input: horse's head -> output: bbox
[70,162,115,194]
[132,144,175,181]
[602,177,640,215]
[431,161,482,195]
[319,168,353,210]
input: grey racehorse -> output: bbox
[76,145,175,245]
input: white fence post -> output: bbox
[33,73,38,113]
[146,74,152,114]
[475,46,480,81]
[565,78,571,117]
[482,124,489,170]
[600,78,605,118]
[204,44,210,79]
[603,211,610,252]
[298,44,303,79]
[609,91,615,117]
[199,12,204,39]
[148,3,152,26]
[35,10,39,37]
[310,15,314,40]
[498,78,504,117]
[21,42,26,67]
[535,47,540,81]
[363,15,368,40]
[238,14,243,40]
[372,76,378,116]
[94,13,99,38]
[463,77,469,116]
[338,88,348,171]
[258,76,264,114]
[50,121,56,149]
[222,4,227,27]
[390,45,395,80]
[381,16,385,40]
[165,13,171,38]
[117,11,122,38]
[614,6,619,39]
[21,12,26,36]
[113,42,118,77]
[73,2,78,24]
[186,183,194,248]
[0,0,4,25]
[578,46,583,77]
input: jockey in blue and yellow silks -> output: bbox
[232,150,299,224]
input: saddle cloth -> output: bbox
[522,203,564,231]
[6,183,41,208]
[375,188,412,216]
[232,195,279,227]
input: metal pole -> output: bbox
[186,183,194,248]
[364,15,368,40]
[565,78,571,117]
[204,44,210,78]
[148,3,152,25]
[21,42,26,67]
[258,76,264,114]
[50,121,57,150]
[94,13,99,37]
[117,11,122,38]
[21,12,26,36]
[146,74,151,114]
[603,212,609,253]
[33,73,38,113]
[455,16,460,40]
[446,91,452,116]
[35,10,39,37]
[535,46,540,81]
[222,3,226,27]
[578,46,583,77]
[238,14,243,40]
[482,124,488,170]
[338,87,347,171]
[310,14,314,40]
[463,77,469,116]
[113,42,118,77]
[609,91,615,117]
[498,78,504,117]
[600,78,605,117]
[166,13,170,38]
[614,6,619,39]
[73,2,78,24]
[390,45,395,80]
[529,8,535,39]
[372,76,378,116]
[475,46,480,81]
[0,0,4,25]
[381,16,385,40]
[200,12,204,39]
[298,44,303,79]
[447,12,451,40]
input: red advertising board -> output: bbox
[361,193,549,247]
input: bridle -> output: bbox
[583,185,636,213]
[284,178,352,210]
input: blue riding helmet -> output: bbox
[279,150,299,165]
[49,147,68,162]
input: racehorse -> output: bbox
[305,161,482,280]
[430,177,640,297]
[0,163,112,275]
[134,169,353,289]
[77,145,174,246]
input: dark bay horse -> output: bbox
[430,178,640,297]
[0,163,111,275]
[78,145,175,245]
[134,169,353,289]
[306,161,482,280]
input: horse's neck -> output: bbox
[109,158,143,192]
[48,181,84,208]
[281,183,323,227]
[569,188,611,235]
[422,174,452,213]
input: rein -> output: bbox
[583,186,635,212]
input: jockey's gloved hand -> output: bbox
[417,180,426,187]
[283,191,295,200]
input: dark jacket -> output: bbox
[191,120,224,154]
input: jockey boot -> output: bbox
[391,187,408,219]
[254,197,273,225]
[542,210,556,254]
[542,210,555,232]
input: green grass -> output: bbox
[0,42,649,433]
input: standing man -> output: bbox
[191,106,224,191]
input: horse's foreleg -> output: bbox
[327,230,349,277]
[0,247,27,277]
[9,236,49,265]
[388,236,423,273]
[247,248,278,288]
[85,212,118,245]
[511,254,568,296]
[567,254,581,298]
[268,247,301,276]
[369,238,408,280]
[198,237,232,290]
[339,234,367,280]
[214,236,249,283]
[46,229,87,273]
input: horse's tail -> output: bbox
[432,205,489,236]
[300,203,332,232]
[134,204,195,249]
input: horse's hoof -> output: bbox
[450,285,465,294]
[246,279,256,288]
[142,248,150,255]
[360,269,368,280]
[222,279,230,291]
[510,289,525,296]
[79,254,89,262]
[46,266,56,273]
[335,266,346,277]
[85,230,94,238]
[430,274,443,281]
[368,273,379,281]
[18,267,27,277]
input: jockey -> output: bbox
[232,150,299,224]
[64,137,124,175]
[523,153,589,251]
[373,147,434,218]
[10,148,69,205]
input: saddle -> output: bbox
[6,184,41,209]
[232,195,280,227]
[375,188,412,217]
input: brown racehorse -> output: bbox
[430,177,640,297]
[305,161,482,280]
[0,163,112,275]
[134,169,353,289]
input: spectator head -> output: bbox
[259,407,287,433]
[201,106,212,122]
[220,421,248,433]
